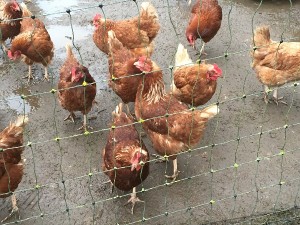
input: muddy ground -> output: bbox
[1,0,300,224]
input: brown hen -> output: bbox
[102,103,149,214]
[107,30,146,108]
[134,57,219,182]
[7,3,54,82]
[0,115,28,223]
[186,0,222,55]
[93,2,159,56]
[0,0,22,51]
[252,26,300,105]
[58,44,96,131]
[172,43,222,106]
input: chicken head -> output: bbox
[206,63,222,81]
[93,14,101,29]
[187,33,196,48]
[7,50,21,60]
[71,66,89,83]
[10,1,21,12]
[133,56,152,72]
[130,148,148,171]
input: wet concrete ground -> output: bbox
[1,0,300,224]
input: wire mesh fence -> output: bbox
[0,0,300,224]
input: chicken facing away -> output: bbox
[58,44,96,131]
[0,0,22,51]
[172,43,222,106]
[186,0,222,55]
[134,56,219,182]
[251,26,300,105]
[93,2,159,56]
[0,115,28,223]
[107,30,146,108]
[7,3,54,82]
[102,103,149,214]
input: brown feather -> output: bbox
[251,26,300,87]
[102,103,149,191]
[135,61,218,159]
[93,2,159,56]
[0,116,28,198]
[108,31,145,103]
[186,0,222,43]
[58,45,96,116]
[0,1,22,42]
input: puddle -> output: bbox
[37,0,84,19]
[2,87,40,114]
[47,25,93,50]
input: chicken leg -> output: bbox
[272,88,287,105]
[1,194,20,223]
[22,65,34,83]
[44,67,49,81]
[195,43,207,56]
[263,86,287,105]
[124,187,144,214]
[64,112,76,122]
[77,114,93,131]
[165,158,180,183]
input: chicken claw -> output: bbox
[272,97,287,106]
[64,112,76,123]
[272,89,287,105]
[165,170,180,183]
[1,194,20,223]
[77,115,93,131]
[124,187,144,214]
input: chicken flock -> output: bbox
[0,0,298,220]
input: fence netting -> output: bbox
[0,0,300,224]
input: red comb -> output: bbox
[71,67,77,76]
[12,1,20,11]
[213,64,222,75]
[7,50,13,59]
[93,14,101,21]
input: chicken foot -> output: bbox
[103,180,114,193]
[22,65,34,83]
[263,86,287,105]
[272,88,287,105]
[195,43,207,56]
[64,112,76,123]
[165,158,180,183]
[1,194,20,223]
[124,187,144,214]
[77,114,93,131]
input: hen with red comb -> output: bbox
[58,44,96,131]
[93,2,160,56]
[0,0,22,51]
[172,43,222,106]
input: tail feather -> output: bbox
[253,26,271,47]
[140,2,158,19]
[175,43,193,68]
[198,104,219,120]
[20,2,32,17]
[65,43,73,58]
[0,115,28,147]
